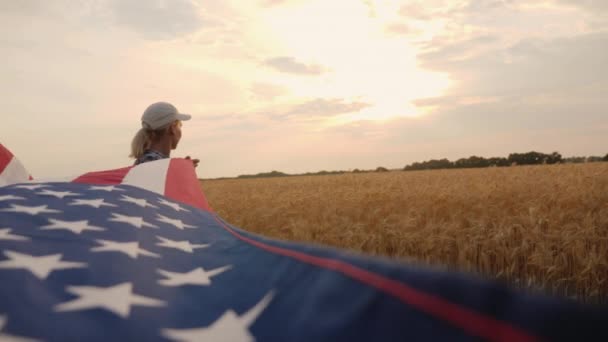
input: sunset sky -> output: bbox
[2,0,607,179]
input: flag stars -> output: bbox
[55,282,165,318]
[35,189,80,199]
[110,213,158,229]
[156,214,196,230]
[0,204,61,216]
[0,250,86,279]
[41,219,105,235]
[12,184,50,191]
[156,236,209,253]
[162,292,274,342]
[89,185,125,192]
[158,198,190,212]
[119,195,159,208]
[92,240,160,259]
[157,266,232,287]
[0,195,25,202]
[69,198,117,209]
[0,228,29,241]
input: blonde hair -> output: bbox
[129,128,151,159]
[129,121,179,159]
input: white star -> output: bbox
[110,213,158,229]
[158,266,231,287]
[156,236,209,253]
[0,250,86,279]
[12,184,49,191]
[119,195,159,208]
[0,315,39,342]
[0,204,60,216]
[158,198,190,212]
[0,195,26,202]
[89,185,125,192]
[41,219,105,234]
[156,214,196,230]
[55,282,165,318]
[0,228,29,241]
[69,198,117,208]
[92,239,160,259]
[162,292,274,342]
[35,189,80,199]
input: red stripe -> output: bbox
[0,144,15,175]
[212,215,538,342]
[72,166,133,185]
[165,159,212,211]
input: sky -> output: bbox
[2,0,607,179]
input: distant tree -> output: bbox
[604,154,608,162]
[508,151,555,165]
[507,152,526,165]
[431,159,453,169]
[352,168,363,173]
[487,157,509,167]
[545,152,563,164]
[375,167,389,172]
[237,170,289,178]
[303,170,346,176]
[454,156,490,168]
[402,151,569,171]
[586,156,604,162]
[403,162,422,171]
[404,158,453,171]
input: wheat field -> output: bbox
[201,163,608,303]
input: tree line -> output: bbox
[204,151,608,180]
[403,151,608,171]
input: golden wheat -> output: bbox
[201,163,608,302]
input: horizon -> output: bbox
[205,150,607,179]
[2,1,607,179]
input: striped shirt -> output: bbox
[134,149,168,165]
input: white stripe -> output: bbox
[121,158,170,195]
[0,156,30,187]
[28,176,78,183]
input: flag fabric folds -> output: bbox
[0,143,606,341]
[0,144,31,186]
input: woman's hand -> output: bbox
[185,156,200,168]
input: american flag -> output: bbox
[0,143,606,341]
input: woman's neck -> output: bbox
[148,141,171,157]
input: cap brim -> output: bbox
[176,113,191,121]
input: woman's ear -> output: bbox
[169,121,179,135]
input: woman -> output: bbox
[130,102,199,167]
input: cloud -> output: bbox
[398,0,522,20]
[397,1,466,21]
[284,98,370,118]
[398,2,435,20]
[263,56,326,75]
[462,0,516,12]
[418,35,501,64]
[419,32,608,97]
[405,28,608,160]
[108,0,207,40]
[556,0,608,12]
[385,23,422,36]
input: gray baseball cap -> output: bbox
[141,102,191,130]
